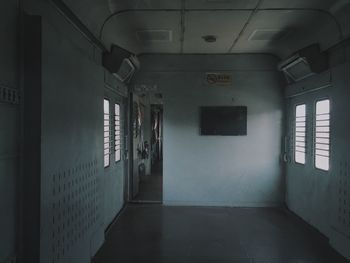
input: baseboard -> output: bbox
[285,205,350,261]
[104,204,128,235]
[163,200,283,208]
[330,228,350,261]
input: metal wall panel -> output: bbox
[285,58,350,261]
[334,160,350,238]
[47,160,100,262]
[39,8,105,263]
[0,0,18,262]
[103,73,127,229]
[17,1,129,262]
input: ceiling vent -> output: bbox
[136,30,173,42]
[249,29,289,41]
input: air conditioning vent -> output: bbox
[102,45,140,83]
[279,56,315,82]
[278,44,328,83]
[249,29,289,41]
[114,58,137,82]
[136,30,173,42]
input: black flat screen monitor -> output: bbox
[200,106,247,136]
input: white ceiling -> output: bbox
[183,11,251,53]
[62,0,350,58]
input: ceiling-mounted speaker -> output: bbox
[102,45,140,83]
[278,44,328,83]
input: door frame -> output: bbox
[103,85,131,205]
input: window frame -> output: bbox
[104,98,111,168]
[294,103,307,165]
[314,98,331,172]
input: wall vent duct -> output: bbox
[136,30,173,42]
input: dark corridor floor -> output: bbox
[93,205,349,263]
[134,162,163,202]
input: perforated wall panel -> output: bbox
[40,13,106,263]
[335,160,350,238]
[49,160,101,263]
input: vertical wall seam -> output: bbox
[180,0,186,54]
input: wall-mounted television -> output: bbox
[200,106,247,136]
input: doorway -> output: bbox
[131,93,163,202]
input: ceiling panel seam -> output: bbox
[98,8,344,52]
[227,0,263,53]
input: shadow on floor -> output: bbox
[93,204,349,263]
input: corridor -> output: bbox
[93,205,349,263]
[2,0,350,262]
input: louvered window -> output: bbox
[115,104,121,162]
[315,99,330,171]
[295,104,306,164]
[104,99,110,167]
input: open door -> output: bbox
[130,93,163,202]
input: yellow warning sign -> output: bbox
[206,73,232,86]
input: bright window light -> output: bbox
[115,104,121,162]
[315,99,330,171]
[295,104,306,164]
[104,99,110,167]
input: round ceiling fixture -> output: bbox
[202,35,217,43]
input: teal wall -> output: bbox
[134,54,285,207]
